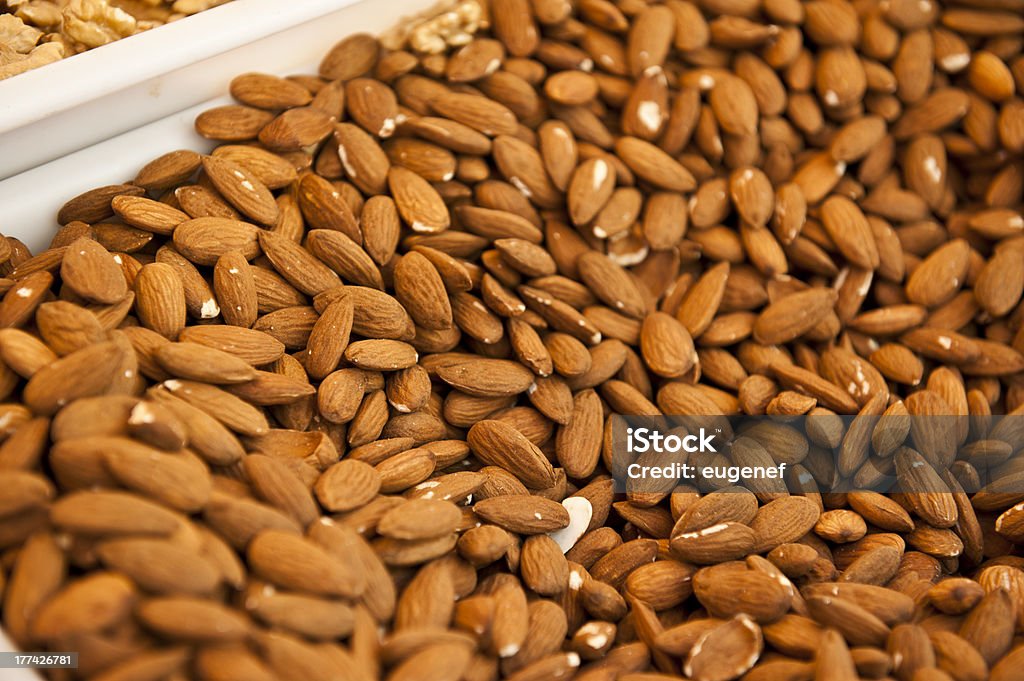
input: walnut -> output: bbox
[0,13,43,53]
[455,0,482,29]
[14,1,63,31]
[406,0,483,54]
[108,0,174,22]
[0,40,62,79]
[408,26,446,55]
[40,30,80,56]
[0,43,20,66]
[171,0,229,16]
[62,0,138,49]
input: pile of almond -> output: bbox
[2,0,1024,679]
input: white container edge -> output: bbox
[0,0,440,179]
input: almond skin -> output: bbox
[754,288,838,345]
[640,311,696,378]
[60,237,128,304]
[468,419,557,488]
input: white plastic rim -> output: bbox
[0,0,437,179]
[1,100,219,252]
[0,0,437,251]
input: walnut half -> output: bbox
[0,13,43,53]
[0,39,62,79]
[61,0,137,49]
[407,0,483,54]
[171,0,230,17]
[13,1,63,32]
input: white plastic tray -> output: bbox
[0,0,436,251]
